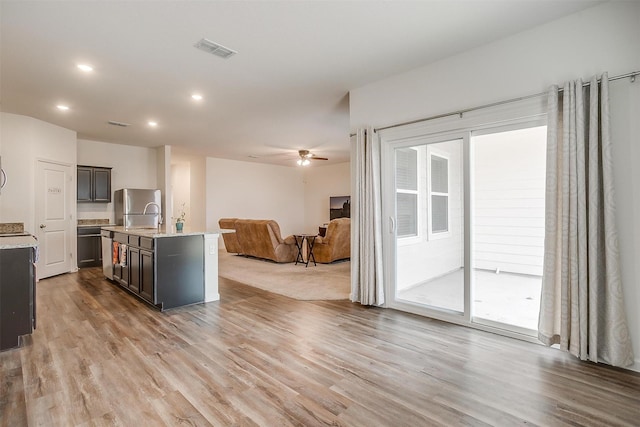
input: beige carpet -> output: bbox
[218,250,350,300]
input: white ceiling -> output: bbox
[0,1,599,166]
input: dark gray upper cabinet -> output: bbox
[77,167,93,201]
[78,165,112,202]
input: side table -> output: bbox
[294,234,317,267]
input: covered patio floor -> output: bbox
[397,269,541,331]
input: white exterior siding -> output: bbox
[472,126,546,276]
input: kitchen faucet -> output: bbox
[143,202,163,226]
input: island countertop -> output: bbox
[0,235,38,250]
[101,225,224,238]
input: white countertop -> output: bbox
[0,235,38,249]
[101,225,224,238]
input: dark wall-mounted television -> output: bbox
[330,196,351,220]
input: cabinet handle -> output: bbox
[39,224,46,229]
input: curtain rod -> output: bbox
[371,70,639,133]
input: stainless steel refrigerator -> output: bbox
[114,189,162,229]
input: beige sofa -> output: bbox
[313,218,350,263]
[218,218,297,263]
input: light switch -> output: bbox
[209,244,216,255]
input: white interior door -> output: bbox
[36,160,72,279]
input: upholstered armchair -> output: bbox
[313,218,350,263]
[218,218,242,254]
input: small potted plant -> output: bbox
[175,202,186,232]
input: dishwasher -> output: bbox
[101,229,114,279]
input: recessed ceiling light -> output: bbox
[191,94,203,101]
[57,105,70,111]
[148,121,158,127]
[77,64,93,72]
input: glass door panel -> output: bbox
[395,139,464,313]
[471,126,546,333]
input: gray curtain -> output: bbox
[351,128,385,306]
[538,72,634,367]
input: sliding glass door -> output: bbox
[386,121,546,337]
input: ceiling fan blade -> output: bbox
[297,149,328,162]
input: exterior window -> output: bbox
[396,148,418,237]
[429,153,449,236]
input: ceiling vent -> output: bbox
[108,120,130,127]
[194,38,237,59]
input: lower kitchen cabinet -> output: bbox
[113,233,128,287]
[139,249,154,302]
[0,246,36,351]
[126,244,154,303]
[77,226,102,268]
[114,233,151,301]
[128,246,141,293]
[113,234,157,304]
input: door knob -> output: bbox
[39,224,46,229]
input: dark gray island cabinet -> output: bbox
[104,227,219,310]
[0,236,37,351]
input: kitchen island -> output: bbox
[101,226,220,310]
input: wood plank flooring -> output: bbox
[1,267,639,426]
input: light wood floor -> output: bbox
[1,268,639,426]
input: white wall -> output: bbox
[189,155,206,231]
[351,2,640,129]
[156,146,172,229]
[0,112,77,270]
[303,162,351,230]
[0,112,76,233]
[171,162,191,226]
[205,157,305,241]
[171,151,206,231]
[0,113,34,224]
[350,1,640,369]
[77,139,157,223]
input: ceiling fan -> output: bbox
[297,149,328,166]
